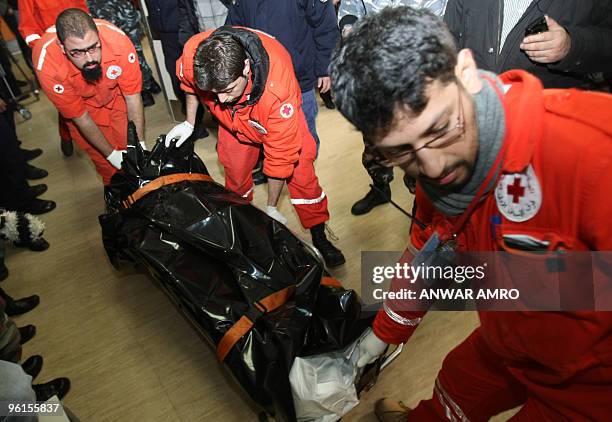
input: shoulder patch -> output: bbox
[128,52,136,63]
[53,84,64,94]
[495,165,542,222]
[280,103,294,119]
[106,65,122,80]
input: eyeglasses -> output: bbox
[378,85,465,166]
[67,42,101,59]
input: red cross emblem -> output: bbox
[280,103,294,119]
[506,177,525,203]
[106,65,122,80]
[495,165,542,222]
[53,84,64,94]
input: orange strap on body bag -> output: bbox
[216,277,345,361]
[122,173,213,208]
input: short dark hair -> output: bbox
[194,32,248,91]
[330,6,457,140]
[56,8,97,44]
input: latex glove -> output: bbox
[165,121,194,147]
[139,140,147,150]
[266,206,288,225]
[357,330,388,368]
[106,149,125,170]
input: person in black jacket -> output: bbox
[444,0,612,89]
[226,0,340,153]
[145,0,182,102]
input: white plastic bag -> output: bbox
[289,328,373,421]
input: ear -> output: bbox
[242,59,250,77]
[57,40,66,55]
[454,49,482,95]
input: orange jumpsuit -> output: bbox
[32,20,142,184]
[374,71,612,421]
[18,0,90,141]
[177,27,329,229]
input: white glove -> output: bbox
[357,330,388,368]
[106,149,125,170]
[165,121,194,147]
[139,140,147,150]
[266,206,288,225]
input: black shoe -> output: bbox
[22,355,43,380]
[16,79,29,88]
[0,262,7,281]
[19,325,37,345]
[320,90,335,110]
[147,79,162,94]
[14,237,49,252]
[351,184,391,216]
[21,147,43,161]
[18,198,56,215]
[252,169,268,185]
[4,294,40,316]
[61,139,73,157]
[142,91,155,107]
[25,164,48,180]
[311,224,346,267]
[33,378,71,401]
[28,184,48,198]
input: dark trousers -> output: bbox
[158,31,184,103]
[0,111,30,209]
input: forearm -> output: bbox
[184,93,199,126]
[267,177,285,207]
[72,111,114,156]
[125,93,145,140]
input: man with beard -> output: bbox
[330,6,612,422]
[32,8,144,184]
[19,0,91,157]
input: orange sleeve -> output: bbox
[18,0,44,46]
[260,96,302,179]
[115,34,142,96]
[36,72,85,120]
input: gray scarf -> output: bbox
[421,71,505,216]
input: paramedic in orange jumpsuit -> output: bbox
[32,9,144,185]
[330,7,612,422]
[168,26,345,268]
[18,0,90,156]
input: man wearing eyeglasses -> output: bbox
[32,8,144,185]
[18,0,91,157]
[331,7,612,422]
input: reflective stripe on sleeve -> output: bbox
[37,38,56,71]
[25,34,41,45]
[383,302,422,326]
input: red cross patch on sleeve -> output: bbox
[53,84,64,94]
[280,103,294,119]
